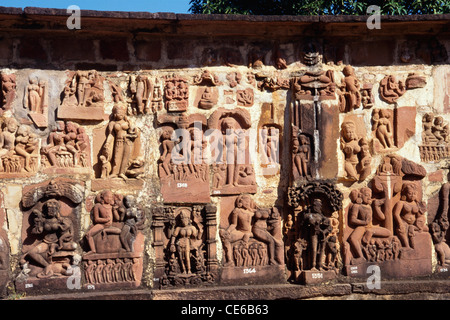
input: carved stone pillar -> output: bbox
[151,207,166,279]
[205,204,218,274]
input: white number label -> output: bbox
[243,268,256,274]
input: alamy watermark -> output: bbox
[67,5,81,30]
[366,265,381,290]
[366,5,381,30]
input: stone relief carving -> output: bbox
[430,183,450,269]
[219,195,283,268]
[157,113,210,203]
[379,75,406,104]
[419,113,449,162]
[372,108,396,151]
[128,75,152,114]
[41,120,91,171]
[18,179,83,284]
[286,182,342,284]
[338,65,361,112]
[152,204,218,287]
[24,76,48,128]
[340,121,372,182]
[1,73,16,113]
[82,191,146,287]
[343,155,433,278]
[208,108,257,195]
[164,76,189,112]
[97,104,143,180]
[58,70,106,120]
[0,118,38,175]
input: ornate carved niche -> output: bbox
[286,182,343,284]
[16,179,83,293]
[157,113,210,204]
[429,183,450,274]
[342,155,433,279]
[40,121,91,174]
[218,195,285,285]
[82,191,146,289]
[57,70,106,121]
[340,119,372,182]
[419,113,450,162]
[207,108,257,196]
[152,204,218,288]
[92,104,144,191]
[0,118,39,177]
[24,75,48,128]
[1,72,16,113]
[338,65,362,113]
[164,75,189,112]
[379,75,406,104]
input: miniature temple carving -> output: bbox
[152,204,218,287]
[286,182,342,284]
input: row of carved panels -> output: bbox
[0,176,446,296]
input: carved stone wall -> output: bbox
[0,8,448,298]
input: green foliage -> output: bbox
[189,0,450,15]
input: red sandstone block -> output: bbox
[18,37,47,61]
[50,38,95,61]
[99,38,129,61]
[348,40,395,66]
[134,40,161,62]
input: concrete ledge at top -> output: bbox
[0,6,23,15]
[22,7,177,20]
[0,6,443,24]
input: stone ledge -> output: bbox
[16,279,450,300]
[0,6,446,24]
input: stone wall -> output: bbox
[0,7,448,298]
